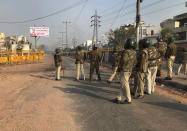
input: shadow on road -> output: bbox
[67,83,118,95]
[144,102,187,112]
[30,74,55,80]
[53,86,111,102]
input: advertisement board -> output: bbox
[30,27,49,37]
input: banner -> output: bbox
[30,27,49,37]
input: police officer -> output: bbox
[156,36,167,77]
[113,38,137,104]
[165,36,177,80]
[75,46,85,80]
[176,47,187,75]
[146,39,160,95]
[89,45,101,81]
[134,39,148,98]
[107,49,121,83]
[54,48,63,80]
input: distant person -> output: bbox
[54,48,63,80]
[165,37,177,80]
[146,39,160,95]
[112,38,137,104]
[75,46,85,80]
[89,45,101,81]
[176,47,187,75]
[155,36,167,77]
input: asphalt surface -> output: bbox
[57,57,187,131]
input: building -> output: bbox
[139,22,161,39]
[160,12,187,46]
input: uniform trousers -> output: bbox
[134,72,145,96]
[146,66,157,94]
[167,56,175,78]
[76,63,85,80]
[177,63,187,75]
[56,66,61,80]
[90,63,101,81]
[117,72,131,102]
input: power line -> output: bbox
[62,21,71,48]
[104,1,185,26]
[102,0,166,22]
[109,0,128,28]
[101,2,136,19]
[74,0,88,22]
[0,0,87,24]
[91,10,101,46]
[141,1,185,17]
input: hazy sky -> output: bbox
[0,0,186,49]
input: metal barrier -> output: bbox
[0,50,45,65]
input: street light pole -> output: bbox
[136,0,143,50]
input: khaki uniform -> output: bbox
[165,43,177,78]
[108,52,121,82]
[146,46,160,94]
[89,49,101,81]
[75,51,85,80]
[177,63,187,75]
[54,52,63,80]
[176,47,187,75]
[156,41,167,76]
[117,49,137,102]
[134,49,148,97]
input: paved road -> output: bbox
[61,57,187,131]
[0,55,186,131]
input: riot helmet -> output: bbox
[167,36,174,44]
[124,38,136,49]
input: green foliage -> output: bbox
[107,26,136,47]
[161,28,178,43]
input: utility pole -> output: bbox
[62,20,71,48]
[59,32,65,49]
[91,10,101,47]
[72,37,77,49]
[136,0,143,50]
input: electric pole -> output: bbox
[72,37,77,49]
[59,32,65,49]
[91,10,101,47]
[136,0,143,50]
[62,20,71,48]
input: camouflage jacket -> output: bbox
[136,49,148,73]
[54,53,62,67]
[75,51,85,64]
[90,50,101,64]
[148,46,160,67]
[119,49,137,72]
[165,43,177,58]
[156,42,167,58]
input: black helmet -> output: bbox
[139,38,152,49]
[167,36,174,44]
[157,36,163,42]
[77,46,82,51]
[55,48,61,53]
[124,38,136,49]
[93,44,98,50]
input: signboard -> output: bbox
[30,27,49,37]
[0,32,5,39]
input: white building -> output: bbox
[139,22,161,39]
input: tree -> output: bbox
[107,26,136,48]
[161,28,178,42]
